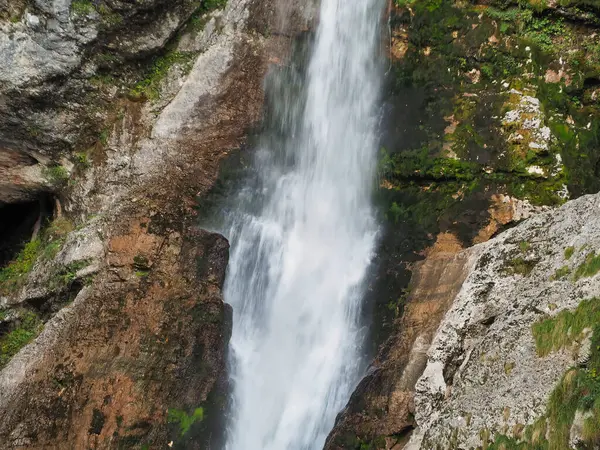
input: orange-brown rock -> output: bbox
[324,233,474,449]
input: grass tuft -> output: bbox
[574,252,600,280]
[550,265,570,281]
[564,246,575,260]
[531,297,600,357]
[503,257,537,276]
[0,310,43,368]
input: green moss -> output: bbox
[75,152,90,168]
[0,311,43,368]
[0,217,77,295]
[198,0,228,12]
[50,260,92,292]
[167,407,204,437]
[574,252,600,280]
[96,4,122,26]
[519,241,530,253]
[71,0,94,15]
[532,297,600,357]
[565,246,575,260]
[99,128,110,146]
[523,16,566,53]
[129,51,196,101]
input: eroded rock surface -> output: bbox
[0,0,310,446]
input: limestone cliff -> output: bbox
[0,0,310,447]
[327,0,600,447]
[409,192,600,448]
[3,0,600,448]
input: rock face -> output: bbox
[0,225,232,449]
[325,233,476,450]
[408,193,600,447]
[0,0,312,447]
[0,0,203,203]
[326,0,600,446]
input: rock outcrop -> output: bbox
[0,0,313,447]
[327,0,600,447]
[325,233,476,450]
[409,192,600,448]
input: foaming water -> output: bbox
[221,0,384,448]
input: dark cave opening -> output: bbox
[0,194,54,269]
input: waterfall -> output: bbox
[221,0,384,448]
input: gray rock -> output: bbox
[409,193,600,448]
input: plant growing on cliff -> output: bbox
[574,252,600,280]
[0,310,43,368]
[167,407,204,437]
[550,265,570,280]
[43,165,69,187]
[0,217,75,295]
[503,257,537,276]
[199,0,228,12]
[532,297,600,357]
[70,0,94,15]
[0,239,41,294]
[489,302,600,449]
[129,51,196,101]
[565,246,575,260]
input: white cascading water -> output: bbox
[221,0,384,448]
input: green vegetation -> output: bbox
[96,4,122,26]
[99,129,110,146]
[574,252,600,281]
[75,152,90,168]
[381,147,479,182]
[0,239,41,294]
[43,165,69,187]
[0,310,42,368]
[70,0,123,25]
[51,260,91,291]
[167,407,204,437]
[199,0,228,11]
[503,257,537,276]
[133,255,151,278]
[532,297,600,357]
[385,0,600,209]
[70,0,94,15]
[0,218,75,295]
[188,0,229,32]
[43,217,74,260]
[129,51,196,101]
[550,265,570,281]
[519,241,530,253]
[488,299,600,449]
[504,361,516,375]
[564,246,575,260]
